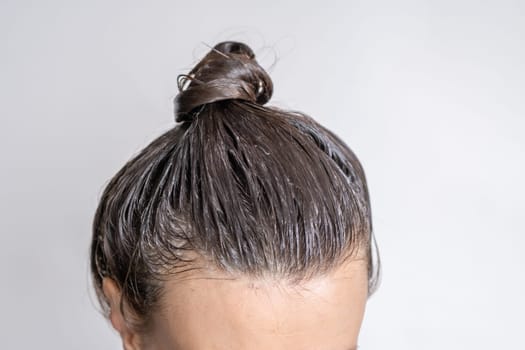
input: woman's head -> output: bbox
[90,41,381,350]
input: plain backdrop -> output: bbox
[1,0,524,349]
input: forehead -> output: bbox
[151,258,368,350]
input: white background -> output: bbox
[1,0,524,349]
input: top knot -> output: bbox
[173,41,274,123]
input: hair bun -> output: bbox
[174,41,273,123]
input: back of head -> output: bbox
[90,40,381,334]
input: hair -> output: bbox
[90,40,381,336]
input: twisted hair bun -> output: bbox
[174,41,273,123]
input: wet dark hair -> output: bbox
[90,41,381,335]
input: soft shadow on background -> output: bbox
[1,1,523,349]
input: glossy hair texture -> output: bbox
[90,41,381,335]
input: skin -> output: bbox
[102,255,369,350]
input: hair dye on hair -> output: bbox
[89,41,381,334]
